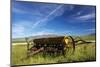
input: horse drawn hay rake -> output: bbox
[25,36,76,57]
[25,35,91,58]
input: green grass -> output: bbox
[81,35,96,41]
[11,42,96,66]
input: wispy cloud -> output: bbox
[76,13,95,21]
[12,21,33,38]
[32,31,56,36]
[12,24,25,38]
[86,28,96,31]
[32,5,64,29]
[68,12,95,23]
[13,24,25,33]
[13,7,26,14]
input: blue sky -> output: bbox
[12,0,96,38]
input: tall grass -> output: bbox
[11,43,96,66]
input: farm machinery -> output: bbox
[25,35,91,57]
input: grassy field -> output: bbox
[11,42,96,66]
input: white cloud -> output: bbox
[87,28,95,31]
[13,8,26,14]
[32,29,57,36]
[32,18,47,29]
[13,24,25,34]
[46,5,64,17]
[32,5,64,29]
[76,13,95,21]
[33,31,54,36]
[12,24,25,38]
[12,21,34,38]
[13,7,44,17]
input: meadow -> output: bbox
[11,42,96,66]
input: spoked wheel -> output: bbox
[64,36,75,55]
